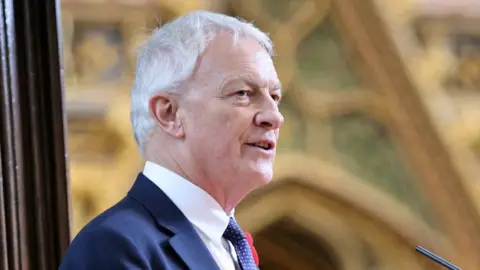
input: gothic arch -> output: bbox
[236,153,451,269]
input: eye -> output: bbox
[235,90,250,97]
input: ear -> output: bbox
[149,93,185,138]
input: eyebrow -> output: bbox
[220,75,282,93]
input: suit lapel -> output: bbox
[169,231,221,270]
[128,173,220,270]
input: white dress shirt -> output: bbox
[143,161,240,270]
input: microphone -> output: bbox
[415,246,460,270]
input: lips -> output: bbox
[245,139,275,151]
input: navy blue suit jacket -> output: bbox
[59,173,221,270]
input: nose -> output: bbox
[254,106,284,130]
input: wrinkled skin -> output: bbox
[147,31,284,212]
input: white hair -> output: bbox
[130,10,274,154]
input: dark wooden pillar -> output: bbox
[0,0,71,269]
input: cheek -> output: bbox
[184,102,253,153]
[206,108,250,136]
[210,120,251,158]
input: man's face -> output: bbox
[179,32,283,194]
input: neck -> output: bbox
[145,148,241,214]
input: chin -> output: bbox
[249,166,273,186]
[240,160,274,187]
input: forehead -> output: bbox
[194,32,279,90]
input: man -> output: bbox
[60,10,283,270]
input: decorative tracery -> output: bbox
[228,0,434,225]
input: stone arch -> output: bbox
[236,153,452,269]
[253,217,343,269]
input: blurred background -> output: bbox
[60,0,480,269]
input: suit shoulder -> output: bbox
[77,196,167,241]
[60,197,170,269]
[60,225,151,269]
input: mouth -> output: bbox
[245,140,276,151]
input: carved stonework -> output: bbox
[415,14,480,95]
[73,23,125,85]
[66,22,129,88]
[67,117,125,164]
[444,33,480,92]
[61,2,165,234]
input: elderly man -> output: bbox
[60,10,283,270]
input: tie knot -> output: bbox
[223,217,246,244]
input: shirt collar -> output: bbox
[143,161,233,242]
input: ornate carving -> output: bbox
[444,33,480,92]
[67,117,125,163]
[229,0,331,91]
[73,23,125,85]
[295,16,361,93]
[61,2,157,233]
